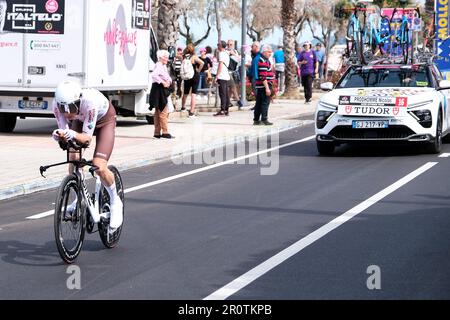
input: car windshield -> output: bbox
[337,65,433,88]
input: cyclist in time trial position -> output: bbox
[51,81,123,232]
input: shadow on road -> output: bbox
[0,239,103,267]
[128,197,340,218]
[280,141,437,158]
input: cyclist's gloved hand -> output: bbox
[63,129,77,141]
[52,129,61,141]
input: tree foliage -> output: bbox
[245,1,280,42]
[179,0,214,46]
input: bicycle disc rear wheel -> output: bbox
[98,165,125,248]
[378,16,391,55]
[54,175,85,264]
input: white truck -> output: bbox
[0,0,158,132]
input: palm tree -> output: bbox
[281,0,302,98]
[157,0,182,49]
[424,0,434,13]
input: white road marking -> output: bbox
[438,153,450,158]
[204,162,438,300]
[26,135,316,219]
[26,210,54,220]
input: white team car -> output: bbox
[315,62,450,155]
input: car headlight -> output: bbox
[410,110,432,128]
[318,101,338,110]
[408,100,434,109]
[316,110,335,129]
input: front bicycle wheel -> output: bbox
[98,165,125,248]
[346,21,357,58]
[356,31,366,64]
[54,174,85,264]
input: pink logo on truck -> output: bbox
[45,0,59,14]
[104,4,138,75]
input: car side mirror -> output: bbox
[320,82,334,91]
[438,80,450,91]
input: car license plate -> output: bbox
[352,120,389,129]
[18,100,48,110]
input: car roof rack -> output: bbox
[367,57,405,65]
[416,52,436,64]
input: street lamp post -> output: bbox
[240,0,247,108]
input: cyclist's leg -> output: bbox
[93,106,123,229]
[66,121,83,214]
[68,120,83,174]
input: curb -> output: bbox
[0,116,315,202]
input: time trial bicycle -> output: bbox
[40,140,125,264]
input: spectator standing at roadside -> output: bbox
[298,41,318,104]
[214,41,231,116]
[149,50,174,139]
[226,39,242,108]
[172,47,183,98]
[295,45,303,85]
[314,43,325,80]
[206,46,214,64]
[198,47,213,91]
[273,45,285,95]
[248,41,261,107]
[253,45,275,126]
[210,48,219,78]
[243,44,253,69]
[181,43,204,117]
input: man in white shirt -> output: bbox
[214,40,231,116]
[226,39,242,108]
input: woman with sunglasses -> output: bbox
[51,81,123,233]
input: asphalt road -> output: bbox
[1,123,450,300]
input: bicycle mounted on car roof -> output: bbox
[344,0,428,66]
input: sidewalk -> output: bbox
[0,98,318,201]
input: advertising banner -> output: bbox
[380,8,419,56]
[0,0,65,34]
[436,0,450,79]
[338,95,408,117]
[132,0,150,30]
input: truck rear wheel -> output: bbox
[0,115,17,133]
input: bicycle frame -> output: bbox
[366,13,391,52]
[42,140,124,263]
[389,7,420,58]
[76,168,102,224]
[348,4,368,38]
[40,141,102,224]
[390,9,409,56]
[346,0,379,64]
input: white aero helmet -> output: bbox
[55,81,82,106]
